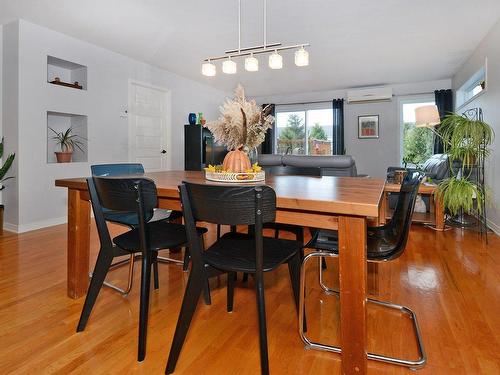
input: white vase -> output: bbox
[414,194,427,213]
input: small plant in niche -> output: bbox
[49,127,85,163]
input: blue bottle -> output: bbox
[188,113,197,125]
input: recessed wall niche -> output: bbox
[47,56,87,90]
[47,111,88,163]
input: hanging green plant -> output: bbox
[437,176,483,216]
[439,114,494,167]
[436,112,494,217]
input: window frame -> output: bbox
[274,102,333,155]
[456,58,487,110]
[398,95,436,166]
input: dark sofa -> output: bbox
[258,154,358,177]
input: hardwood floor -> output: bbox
[0,223,499,374]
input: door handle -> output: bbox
[161,149,167,154]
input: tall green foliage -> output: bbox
[308,123,328,140]
[402,122,433,166]
[436,113,494,216]
[0,138,15,191]
[278,114,305,153]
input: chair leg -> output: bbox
[274,229,279,239]
[202,278,212,305]
[89,253,136,296]
[182,248,190,272]
[242,273,249,282]
[255,274,270,375]
[165,268,205,374]
[152,251,159,290]
[138,254,153,362]
[77,249,114,332]
[288,252,306,332]
[217,224,221,239]
[287,253,301,312]
[300,251,427,369]
[227,272,235,312]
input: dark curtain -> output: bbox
[332,99,345,155]
[261,104,275,154]
[434,89,453,154]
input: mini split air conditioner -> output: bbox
[347,87,393,104]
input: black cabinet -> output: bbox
[184,125,227,171]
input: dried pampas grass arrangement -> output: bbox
[205,84,274,151]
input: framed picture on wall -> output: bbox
[358,115,379,139]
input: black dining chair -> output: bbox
[262,166,321,242]
[90,163,187,296]
[300,171,427,369]
[165,182,303,375]
[77,176,204,362]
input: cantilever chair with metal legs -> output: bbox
[89,163,186,296]
[299,171,427,369]
[77,176,204,362]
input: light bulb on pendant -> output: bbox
[245,53,259,72]
[201,60,216,76]
[295,47,309,67]
[222,57,237,74]
[269,50,283,70]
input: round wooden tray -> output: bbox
[205,170,265,183]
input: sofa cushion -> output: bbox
[258,154,283,167]
[282,155,355,168]
[422,154,449,181]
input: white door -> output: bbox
[128,82,170,171]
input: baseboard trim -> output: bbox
[486,218,500,236]
[4,216,68,234]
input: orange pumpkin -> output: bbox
[223,147,251,173]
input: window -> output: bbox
[399,98,435,166]
[275,105,333,155]
[456,63,487,109]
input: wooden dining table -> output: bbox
[55,171,385,375]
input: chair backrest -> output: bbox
[179,182,276,273]
[372,171,423,260]
[91,163,145,177]
[87,176,157,250]
[180,182,276,226]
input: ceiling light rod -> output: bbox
[225,42,282,55]
[205,43,310,62]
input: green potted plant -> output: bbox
[49,127,85,163]
[436,113,494,217]
[0,138,16,235]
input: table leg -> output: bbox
[67,189,91,299]
[338,215,367,375]
[434,193,445,231]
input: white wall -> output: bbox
[2,19,229,232]
[255,79,451,178]
[453,18,500,234]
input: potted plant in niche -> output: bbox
[49,127,85,163]
[436,112,494,220]
[0,138,16,235]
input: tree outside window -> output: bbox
[275,108,333,155]
[401,101,435,167]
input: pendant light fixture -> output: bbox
[268,50,283,69]
[201,60,216,76]
[245,53,259,72]
[294,46,309,67]
[222,57,237,74]
[201,0,310,76]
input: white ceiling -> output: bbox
[1,0,500,96]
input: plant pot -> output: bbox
[55,151,73,163]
